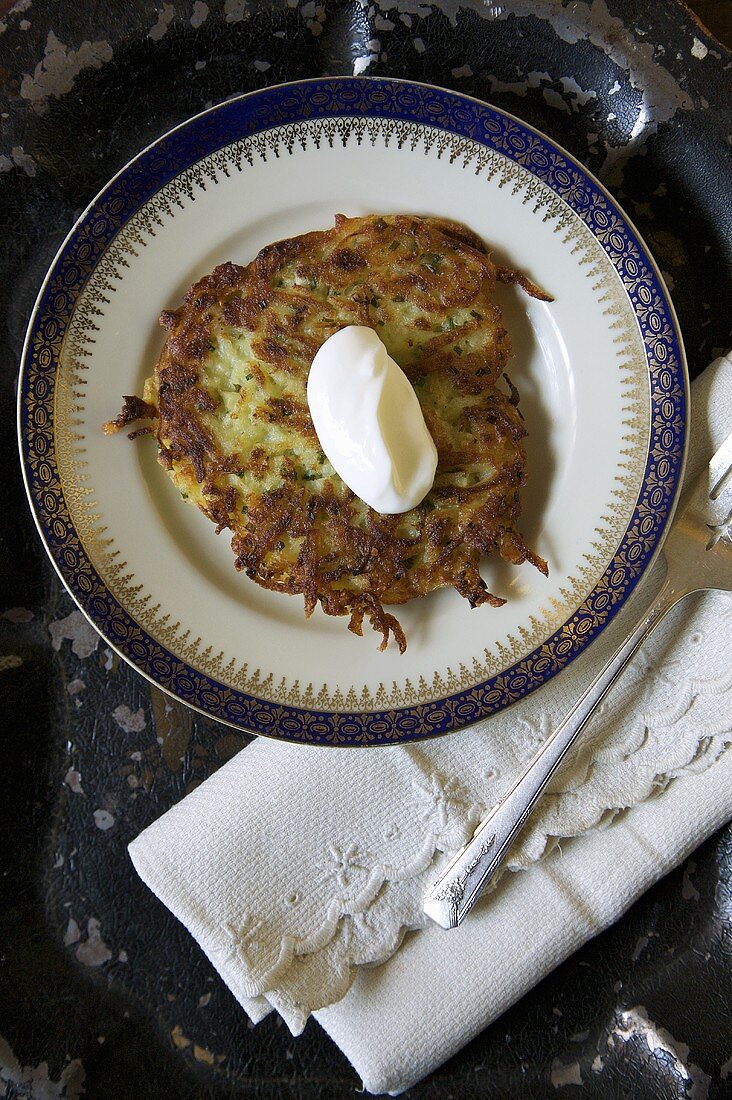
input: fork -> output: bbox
[423,429,732,929]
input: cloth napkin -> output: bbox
[129,355,732,1095]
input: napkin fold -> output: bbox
[130,355,732,1094]
[316,749,732,1094]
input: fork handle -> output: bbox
[423,580,687,929]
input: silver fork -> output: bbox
[423,429,732,930]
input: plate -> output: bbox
[18,77,686,745]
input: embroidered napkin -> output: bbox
[129,355,732,1093]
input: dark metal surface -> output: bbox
[1,1,730,1096]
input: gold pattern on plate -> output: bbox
[55,116,650,713]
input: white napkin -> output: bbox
[129,355,732,1094]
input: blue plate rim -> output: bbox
[17,75,688,746]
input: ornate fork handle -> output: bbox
[423,577,687,929]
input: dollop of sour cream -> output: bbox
[306,326,438,515]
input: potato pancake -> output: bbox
[105,214,549,651]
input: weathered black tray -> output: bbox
[2,1,730,1096]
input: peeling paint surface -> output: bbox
[63,767,84,794]
[485,69,598,115]
[374,0,695,176]
[608,1007,712,1098]
[49,611,100,659]
[20,30,113,114]
[190,2,209,28]
[93,808,115,830]
[682,858,701,900]
[63,917,81,946]
[0,1034,85,1099]
[224,0,249,22]
[75,917,113,967]
[112,704,147,733]
[149,4,176,41]
[2,607,33,622]
[551,1059,583,1087]
[0,144,37,174]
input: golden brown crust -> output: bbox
[116,214,548,651]
[102,394,157,437]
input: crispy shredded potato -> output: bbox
[105,214,549,651]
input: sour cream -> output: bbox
[306,326,438,514]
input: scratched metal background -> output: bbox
[1,1,731,1097]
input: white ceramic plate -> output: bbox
[19,78,687,744]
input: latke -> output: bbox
[105,214,549,651]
